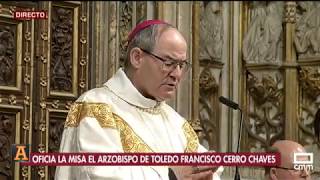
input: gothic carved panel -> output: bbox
[199,1,223,62]
[37,2,89,179]
[0,1,90,179]
[298,66,320,145]
[245,71,284,152]
[0,112,15,179]
[295,2,320,60]
[0,2,35,179]
[50,6,74,93]
[0,17,22,91]
[48,112,67,180]
[242,1,284,64]
[0,24,15,87]
[198,67,220,150]
[48,114,65,153]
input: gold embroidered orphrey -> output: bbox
[64,102,199,152]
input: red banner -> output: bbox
[19,152,280,167]
[14,11,48,20]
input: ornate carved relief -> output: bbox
[48,117,64,152]
[48,116,65,180]
[45,2,88,179]
[284,2,296,23]
[198,68,219,150]
[0,113,15,178]
[199,1,223,62]
[298,66,320,145]
[51,7,73,92]
[245,72,284,151]
[199,68,219,93]
[119,2,133,67]
[0,25,16,86]
[242,1,283,63]
[295,2,320,59]
[8,95,16,105]
[298,67,320,100]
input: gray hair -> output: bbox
[124,23,174,69]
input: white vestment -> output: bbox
[55,68,223,180]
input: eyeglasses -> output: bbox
[140,48,191,74]
[274,166,311,177]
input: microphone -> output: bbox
[219,96,240,110]
[219,96,243,180]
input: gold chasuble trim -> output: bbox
[64,102,153,152]
[182,121,199,152]
[113,114,153,153]
[64,102,116,128]
[64,102,198,153]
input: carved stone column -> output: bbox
[191,1,201,133]
[283,1,298,141]
[90,1,117,87]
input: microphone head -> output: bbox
[219,96,239,110]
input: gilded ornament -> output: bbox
[38,166,45,178]
[39,123,46,131]
[79,81,85,88]
[24,56,31,63]
[25,32,31,41]
[80,16,87,22]
[52,100,59,109]
[24,96,30,105]
[22,166,28,177]
[40,77,47,87]
[23,119,30,130]
[41,32,48,41]
[40,101,46,109]
[284,2,296,23]
[40,55,47,63]
[80,37,87,44]
[38,144,46,153]
[80,57,87,66]
[8,95,16,105]
[24,74,31,84]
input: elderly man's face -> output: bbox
[138,28,188,101]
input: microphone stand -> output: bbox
[234,109,243,180]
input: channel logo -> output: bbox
[293,152,313,171]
